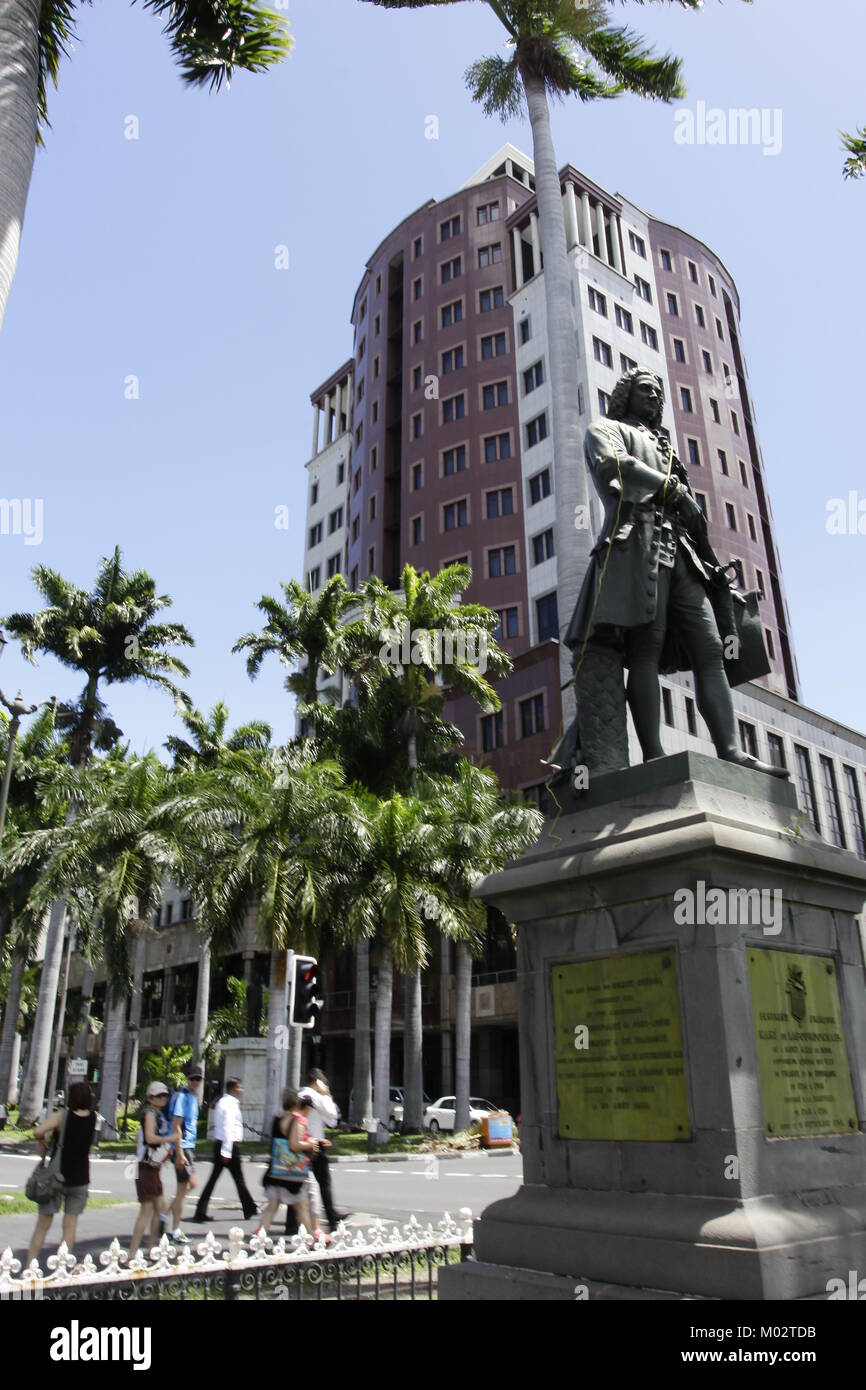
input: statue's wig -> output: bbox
[606,367,665,429]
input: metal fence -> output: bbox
[0,1213,473,1302]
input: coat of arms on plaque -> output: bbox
[786,963,807,1024]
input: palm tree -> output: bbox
[421,760,541,1132]
[361,0,724,716]
[8,752,184,1133]
[234,574,357,733]
[3,548,192,1121]
[842,126,866,180]
[165,701,271,1060]
[0,1,292,331]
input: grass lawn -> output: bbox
[0,1193,133,1217]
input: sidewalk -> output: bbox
[0,1138,519,1164]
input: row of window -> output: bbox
[405,337,540,386]
[664,289,726,342]
[658,248,720,300]
[480,692,547,753]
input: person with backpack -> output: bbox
[128,1081,173,1258]
[255,1089,318,1240]
[167,1062,204,1244]
[25,1081,97,1266]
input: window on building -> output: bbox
[411,412,423,439]
[443,498,468,531]
[529,468,552,505]
[536,591,559,642]
[376,274,381,294]
[360,297,367,320]
[328,506,343,534]
[747,513,757,542]
[441,256,462,283]
[523,360,544,394]
[673,337,686,363]
[628,230,646,258]
[350,565,358,590]
[367,545,375,575]
[660,248,672,271]
[819,756,846,848]
[593,336,613,368]
[662,687,673,726]
[710,397,721,423]
[442,345,465,374]
[481,332,507,360]
[685,696,697,736]
[483,432,511,462]
[481,709,505,752]
[310,481,318,506]
[373,355,380,380]
[731,410,741,437]
[680,386,693,412]
[738,721,758,758]
[635,275,652,303]
[520,693,546,738]
[708,273,717,297]
[718,448,729,476]
[440,214,461,240]
[411,515,422,546]
[327,553,341,578]
[443,445,466,475]
[370,447,377,474]
[767,733,786,771]
[688,260,699,283]
[351,515,360,542]
[413,236,422,258]
[526,412,548,447]
[412,364,422,391]
[413,276,422,300]
[666,291,679,317]
[694,492,708,516]
[725,502,737,530]
[307,566,320,591]
[794,745,821,833]
[412,462,422,491]
[413,320,423,345]
[640,322,658,350]
[442,299,464,327]
[739,459,749,487]
[696,305,706,329]
[486,487,514,519]
[620,353,638,373]
[309,521,322,547]
[478,243,503,268]
[479,286,504,312]
[765,628,776,660]
[337,461,345,485]
[598,389,611,416]
[588,286,607,316]
[755,566,765,596]
[531,528,554,565]
[843,766,866,858]
[687,438,701,467]
[483,381,509,410]
[487,545,517,578]
[180,899,191,922]
[477,201,501,225]
[494,606,519,640]
[518,317,531,344]
[715,316,724,340]
[615,304,634,334]
[442,393,466,423]
[374,313,381,335]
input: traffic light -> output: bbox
[291,955,321,1030]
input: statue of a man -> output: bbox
[558,366,786,779]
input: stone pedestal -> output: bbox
[440,752,866,1300]
[218,1038,269,1141]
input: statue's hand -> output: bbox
[669,482,703,531]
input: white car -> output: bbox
[389,1086,432,1130]
[423,1095,509,1133]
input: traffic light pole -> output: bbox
[284,950,303,1091]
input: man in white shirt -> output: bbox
[294,1069,346,1232]
[192,1079,258,1222]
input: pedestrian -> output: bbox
[296,1069,347,1232]
[256,1089,318,1240]
[25,1081,97,1267]
[166,1062,204,1244]
[192,1078,257,1223]
[128,1081,173,1258]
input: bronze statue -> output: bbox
[550,367,786,783]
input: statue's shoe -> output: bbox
[720,750,789,779]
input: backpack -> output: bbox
[25,1110,69,1204]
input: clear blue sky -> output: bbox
[1,0,863,753]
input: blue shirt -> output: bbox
[168,1087,199,1151]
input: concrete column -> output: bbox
[610,214,623,274]
[581,192,593,253]
[513,227,525,290]
[7,1031,21,1106]
[312,403,320,458]
[161,965,175,1047]
[529,212,541,278]
[564,183,579,251]
[595,203,609,265]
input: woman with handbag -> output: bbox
[25,1081,97,1266]
[128,1081,173,1258]
[255,1089,318,1239]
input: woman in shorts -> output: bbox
[26,1080,97,1266]
[129,1081,173,1258]
[256,1089,318,1238]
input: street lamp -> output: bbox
[0,683,58,841]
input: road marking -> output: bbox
[90,1188,113,1194]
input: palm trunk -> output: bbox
[262,946,287,1128]
[351,939,372,1126]
[521,70,592,724]
[0,944,26,1105]
[125,932,147,1100]
[454,941,472,1133]
[17,896,67,1121]
[72,960,95,1060]
[192,936,210,1065]
[96,989,127,1138]
[0,0,41,330]
[46,925,74,1106]
[401,965,424,1132]
[372,940,393,1129]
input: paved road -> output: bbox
[0,1150,522,1262]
